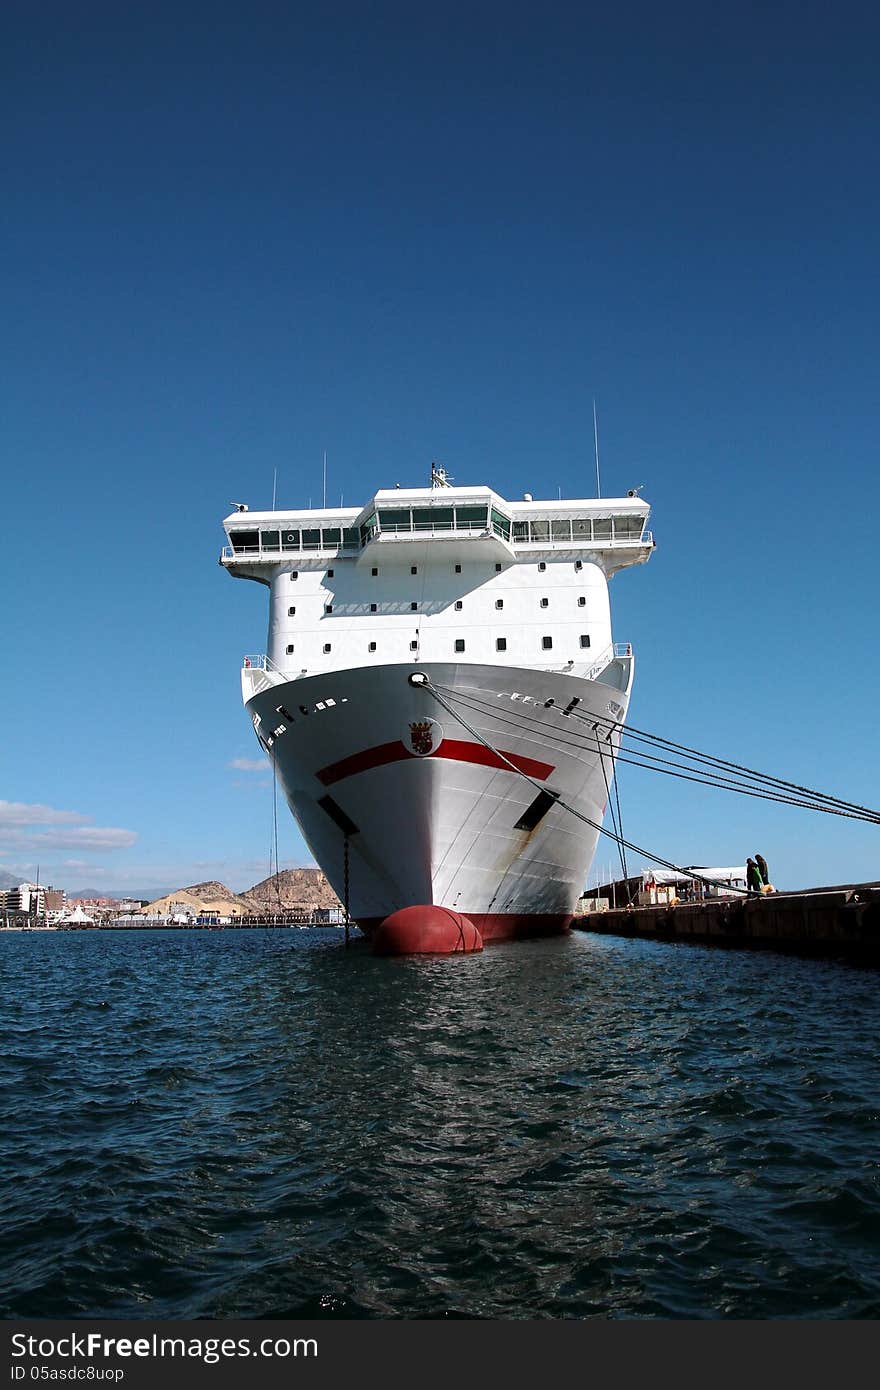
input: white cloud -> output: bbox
[0,827,138,852]
[0,800,91,826]
[228,757,268,772]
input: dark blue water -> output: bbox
[1,928,878,1319]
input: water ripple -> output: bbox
[0,928,878,1318]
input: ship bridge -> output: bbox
[221,485,653,578]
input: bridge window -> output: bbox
[322,529,341,546]
[378,508,411,531]
[593,519,612,541]
[260,530,280,550]
[282,529,300,551]
[455,505,488,529]
[230,530,259,552]
[572,518,592,541]
[343,528,360,547]
[301,529,320,549]
[614,515,644,540]
[512,520,528,541]
[552,520,571,541]
[530,520,549,542]
[490,507,511,540]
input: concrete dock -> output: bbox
[574,882,880,962]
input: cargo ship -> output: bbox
[220,467,653,951]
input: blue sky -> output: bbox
[3,0,878,895]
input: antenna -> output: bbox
[593,399,601,498]
[322,451,327,509]
[272,467,277,510]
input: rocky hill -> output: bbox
[241,867,342,912]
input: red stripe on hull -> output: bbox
[317,739,554,787]
[357,912,572,943]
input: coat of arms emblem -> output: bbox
[406,718,442,756]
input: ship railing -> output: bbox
[583,642,632,682]
[242,654,286,677]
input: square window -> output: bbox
[578,596,586,607]
[455,564,461,574]
[325,604,333,614]
[411,566,418,575]
[369,642,377,652]
[495,599,503,609]
[370,603,377,612]
[286,644,294,654]
[288,606,296,616]
[496,637,507,651]
[538,562,546,572]
[410,602,418,611]
[455,600,463,610]
[495,563,502,572]
[580,635,591,648]
[323,643,331,654]
[327,569,334,578]
[540,597,549,608]
[410,640,418,651]
[290,571,298,581]
[371,567,378,576]
[542,636,552,650]
[574,561,582,571]
[455,639,465,653]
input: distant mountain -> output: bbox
[68,888,166,902]
[241,867,342,912]
[0,869,22,890]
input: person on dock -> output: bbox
[746,858,764,895]
[755,852,769,885]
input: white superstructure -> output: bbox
[221,478,653,941]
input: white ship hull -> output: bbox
[245,658,632,941]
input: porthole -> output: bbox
[540,597,549,608]
[288,606,296,616]
[411,566,418,575]
[496,637,507,651]
[290,572,298,582]
[371,568,378,577]
[455,564,462,574]
[286,644,294,654]
[410,602,418,611]
[575,561,582,571]
[369,642,377,652]
[542,636,552,650]
[538,562,546,572]
[580,635,591,648]
[370,603,377,612]
[327,568,334,578]
[323,643,331,654]
[578,596,586,607]
[495,599,503,609]
[455,600,463,611]
[455,639,465,653]
[325,604,333,614]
